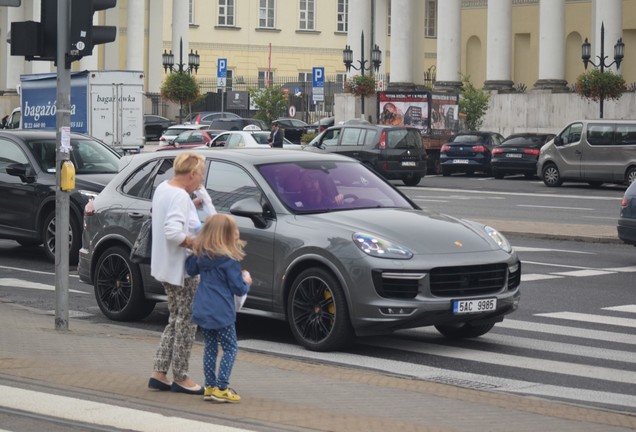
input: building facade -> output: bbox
[0,1,634,123]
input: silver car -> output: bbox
[79,149,521,351]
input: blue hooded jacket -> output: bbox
[186,254,250,330]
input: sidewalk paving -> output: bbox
[1,300,635,432]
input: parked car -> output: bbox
[207,118,266,131]
[78,149,521,351]
[208,130,301,149]
[440,131,504,176]
[273,118,311,144]
[491,133,555,179]
[0,130,121,263]
[618,180,636,247]
[304,123,427,186]
[538,119,636,187]
[144,115,175,141]
[183,111,241,125]
[158,124,211,146]
[310,116,335,134]
[155,129,222,151]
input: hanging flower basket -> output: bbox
[574,69,626,102]
[344,75,377,97]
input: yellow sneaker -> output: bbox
[203,386,217,401]
[210,387,241,403]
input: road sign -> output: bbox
[288,105,296,117]
[217,58,227,88]
[312,67,324,102]
[312,67,324,88]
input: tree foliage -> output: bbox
[344,74,377,97]
[160,73,200,105]
[458,76,490,131]
[248,86,288,125]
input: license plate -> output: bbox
[453,159,469,164]
[453,298,497,314]
[505,153,522,158]
[402,161,416,167]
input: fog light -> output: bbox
[509,262,519,273]
[379,307,415,316]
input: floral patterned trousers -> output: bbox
[153,277,199,381]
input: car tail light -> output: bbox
[523,148,541,156]
[472,145,488,152]
[195,114,202,124]
[492,148,504,155]
[84,200,95,217]
[378,131,387,150]
[159,137,166,141]
[621,196,628,209]
[441,144,450,152]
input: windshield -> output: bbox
[258,160,414,213]
[27,138,120,174]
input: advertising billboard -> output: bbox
[377,91,429,134]
[430,93,460,135]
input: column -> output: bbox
[388,0,416,88]
[534,0,567,90]
[435,0,461,91]
[172,0,190,63]
[126,0,144,71]
[147,0,165,94]
[483,0,514,91]
[373,0,388,78]
[346,0,371,79]
[593,0,623,73]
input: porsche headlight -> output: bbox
[353,233,413,259]
[485,226,512,253]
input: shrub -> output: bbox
[344,75,377,97]
[160,73,200,105]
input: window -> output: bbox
[587,124,614,146]
[299,0,315,31]
[218,0,235,26]
[425,0,437,38]
[259,0,275,28]
[616,125,636,145]
[298,72,311,82]
[337,0,348,32]
[189,0,195,24]
[0,140,29,173]
[336,73,346,90]
[559,123,583,145]
[122,160,160,199]
[205,161,263,212]
[258,71,274,88]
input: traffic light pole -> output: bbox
[55,0,71,331]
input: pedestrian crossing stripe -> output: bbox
[604,304,636,313]
[535,311,636,328]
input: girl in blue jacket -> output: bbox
[186,213,251,403]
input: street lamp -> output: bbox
[581,22,625,118]
[343,31,382,119]
[162,37,200,123]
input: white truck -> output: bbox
[6,70,145,153]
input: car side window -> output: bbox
[340,128,364,145]
[615,124,636,145]
[560,123,583,144]
[587,124,614,146]
[0,139,29,173]
[205,161,266,214]
[227,133,244,148]
[320,129,340,146]
[121,160,162,199]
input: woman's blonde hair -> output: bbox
[174,152,205,176]
[192,214,246,261]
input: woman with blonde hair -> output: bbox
[186,214,251,403]
[148,151,215,395]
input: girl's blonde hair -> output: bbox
[192,214,246,261]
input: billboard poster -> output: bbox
[377,91,429,134]
[430,93,460,134]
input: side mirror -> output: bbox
[554,136,563,146]
[6,163,36,183]
[230,197,268,229]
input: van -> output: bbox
[304,123,427,186]
[537,120,636,187]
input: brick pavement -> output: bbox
[1,300,634,431]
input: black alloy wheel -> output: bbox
[94,245,155,321]
[288,267,353,352]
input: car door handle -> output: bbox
[128,212,145,219]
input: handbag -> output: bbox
[130,217,152,264]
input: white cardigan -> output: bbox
[150,181,199,286]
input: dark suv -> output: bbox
[304,123,427,186]
[440,131,504,176]
[0,130,121,263]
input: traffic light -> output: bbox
[69,0,117,60]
